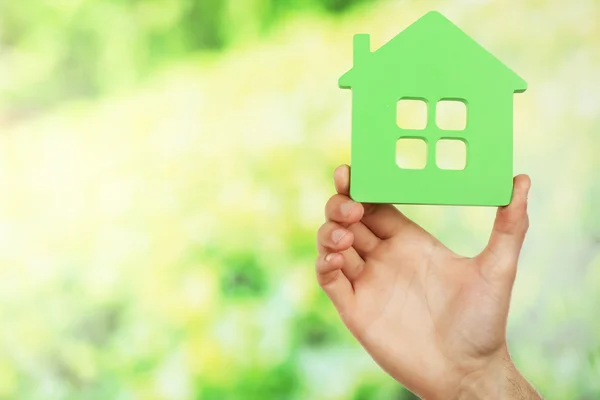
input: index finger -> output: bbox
[334,164,418,239]
[334,165,350,196]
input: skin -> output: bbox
[315,165,542,400]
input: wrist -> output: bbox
[455,353,509,399]
[455,349,541,400]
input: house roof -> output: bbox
[339,11,527,92]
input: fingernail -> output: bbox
[332,229,347,243]
[325,253,333,262]
[341,201,355,217]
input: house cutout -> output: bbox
[339,11,527,206]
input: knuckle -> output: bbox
[315,256,325,271]
[314,255,322,267]
[318,221,337,243]
[325,194,347,218]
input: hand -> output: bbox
[315,165,541,399]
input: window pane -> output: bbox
[436,139,466,170]
[436,100,467,130]
[397,99,427,130]
[396,138,427,169]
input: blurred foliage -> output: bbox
[0,0,368,114]
[0,0,599,399]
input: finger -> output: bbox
[347,222,380,257]
[316,247,365,282]
[324,195,382,253]
[317,221,372,270]
[325,194,364,225]
[339,246,366,281]
[334,164,350,196]
[315,253,355,313]
[361,202,414,240]
[477,175,531,280]
[335,164,415,239]
[317,221,355,254]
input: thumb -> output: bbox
[478,175,531,280]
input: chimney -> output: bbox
[353,34,371,66]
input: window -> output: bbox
[436,139,467,170]
[436,99,467,130]
[396,138,427,169]
[397,98,427,130]
[395,97,468,171]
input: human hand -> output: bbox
[315,165,541,399]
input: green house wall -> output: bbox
[349,86,515,205]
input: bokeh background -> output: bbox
[1,0,599,398]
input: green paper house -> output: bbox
[339,11,527,206]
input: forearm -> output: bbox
[455,351,541,400]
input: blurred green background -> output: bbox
[0,0,599,398]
